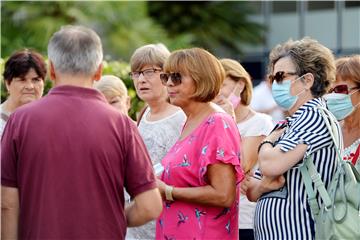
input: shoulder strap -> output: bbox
[136,105,148,126]
[300,105,343,216]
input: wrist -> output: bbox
[165,185,174,201]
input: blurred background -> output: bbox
[1,1,359,119]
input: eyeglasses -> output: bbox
[129,68,162,80]
[329,84,359,94]
[160,72,182,86]
[268,71,298,84]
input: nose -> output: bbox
[24,80,34,90]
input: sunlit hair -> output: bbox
[94,75,128,99]
[220,58,253,106]
[3,49,47,85]
[130,43,170,72]
[164,48,225,102]
[268,37,335,97]
[48,25,103,76]
[335,55,360,88]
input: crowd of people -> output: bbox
[1,25,359,240]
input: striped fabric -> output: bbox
[254,98,338,240]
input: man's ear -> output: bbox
[93,63,103,82]
[49,61,56,82]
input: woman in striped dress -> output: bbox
[248,37,338,239]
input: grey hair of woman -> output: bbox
[47,25,103,76]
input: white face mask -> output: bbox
[272,75,305,110]
[324,89,360,120]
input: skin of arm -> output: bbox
[1,186,19,240]
[241,135,265,174]
[157,163,237,208]
[125,188,163,227]
[242,173,285,202]
[258,128,308,177]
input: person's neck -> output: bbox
[183,102,212,121]
[54,74,95,88]
[288,92,313,115]
[342,109,360,147]
[2,98,19,114]
[234,104,254,123]
[147,99,171,115]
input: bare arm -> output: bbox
[1,186,19,239]
[243,174,285,202]
[258,128,308,177]
[157,163,237,208]
[241,136,265,173]
[125,188,163,227]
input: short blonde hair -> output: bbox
[130,43,170,71]
[268,37,335,97]
[164,48,225,102]
[220,58,253,106]
[94,75,128,99]
[336,55,360,87]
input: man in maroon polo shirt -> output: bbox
[1,25,162,239]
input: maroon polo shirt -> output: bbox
[1,85,156,239]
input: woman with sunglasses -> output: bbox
[214,58,273,240]
[128,43,186,239]
[155,48,244,239]
[244,37,339,240]
[325,55,360,170]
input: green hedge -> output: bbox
[0,59,144,120]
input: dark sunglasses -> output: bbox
[268,71,298,84]
[329,84,359,94]
[160,72,182,86]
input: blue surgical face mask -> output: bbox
[272,75,304,110]
[324,90,359,120]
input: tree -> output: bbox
[147,1,265,57]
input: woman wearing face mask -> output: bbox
[214,58,273,240]
[325,55,360,170]
[244,37,339,240]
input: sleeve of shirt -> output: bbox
[199,114,244,185]
[1,116,19,188]
[276,108,332,167]
[123,119,157,198]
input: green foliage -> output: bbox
[1,1,192,60]
[148,1,265,57]
[0,58,142,120]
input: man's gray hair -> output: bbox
[48,25,103,76]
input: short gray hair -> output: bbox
[48,25,103,76]
[130,43,170,72]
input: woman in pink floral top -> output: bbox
[156,48,244,239]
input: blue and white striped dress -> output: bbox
[254,98,338,240]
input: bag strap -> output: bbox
[301,156,332,216]
[300,105,343,216]
[136,105,148,126]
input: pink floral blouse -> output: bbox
[156,112,244,240]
